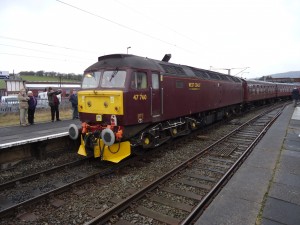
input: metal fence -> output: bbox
[0,98,72,114]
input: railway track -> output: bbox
[0,151,153,219]
[0,157,102,218]
[83,104,286,225]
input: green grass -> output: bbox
[0,108,73,127]
[0,76,81,89]
[20,75,80,82]
[0,80,5,89]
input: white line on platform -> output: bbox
[0,132,69,149]
[291,106,300,120]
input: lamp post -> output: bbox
[127,46,131,54]
[59,75,62,88]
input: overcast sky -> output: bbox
[0,0,299,78]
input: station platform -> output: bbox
[196,105,300,225]
[0,119,81,149]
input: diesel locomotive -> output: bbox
[68,54,295,163]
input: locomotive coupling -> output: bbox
[70,122,130,163]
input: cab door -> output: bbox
[150,72,161,122]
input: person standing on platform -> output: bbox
[18,88,30,126]
[47,87,62,122]
[292,87,300,107]
[27,91,37,125]
[69,89,79,119]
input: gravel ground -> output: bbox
[0,151,79,184]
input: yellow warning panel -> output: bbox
[94,140,131,163]
[78,135,87,156]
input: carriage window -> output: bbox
[82,71,101,88]
[152,73,159,89]
[131,72,147,89]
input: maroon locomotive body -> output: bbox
[69,54,293,163]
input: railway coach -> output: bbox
[276,82,295,99]
[242,80,294,108]
[243,80,278,106]
[69,54,245,163]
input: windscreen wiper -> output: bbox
[109,68,119,82]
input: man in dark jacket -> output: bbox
[47,87,62,122]
[27,91,37,125]
[69,89,78,119]
[292,87,300,107]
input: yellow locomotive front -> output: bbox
[69,70,131,163]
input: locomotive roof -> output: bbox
[85,54,161,71]
[85,54,242,83]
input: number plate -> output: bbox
[96,115,102,121]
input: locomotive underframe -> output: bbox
[131,104,241,149]
[77,103,241,163]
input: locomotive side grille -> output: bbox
[191,68,242,83]
[191,68,211,79]
[159,64,186,76]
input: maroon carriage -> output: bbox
[276,82,295,99]
[243,80,278,106]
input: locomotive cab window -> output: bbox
[101,70,126,88]
[131,72,147,89]
[82,72,101,89]
[152,73,159,89]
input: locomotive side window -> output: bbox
[101,70,126,88]
[82,72,101,88]
[131,72,148,89]
[152,73,159,89]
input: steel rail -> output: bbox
[0,158,90,192]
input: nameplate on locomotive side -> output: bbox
[188,82,201,90]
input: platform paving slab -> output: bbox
[194,194,261,225]
[268,182,300,206]
[277,150,300,176]
[261,217,290,225]
[262,197,300,225]
[274,170,300,188]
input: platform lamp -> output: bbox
[127,46,131,54]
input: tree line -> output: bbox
[15,71,83,81]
